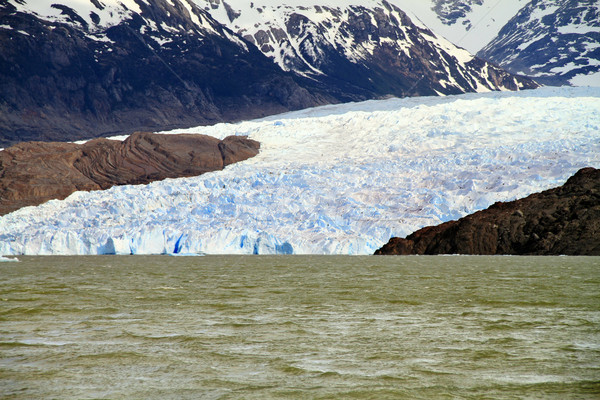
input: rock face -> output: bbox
[375,168,600,256]
[0,133,259,215]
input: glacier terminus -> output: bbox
[0,87,599,255]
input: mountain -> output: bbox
[1,86,597,255]
[0,0,326,147]
[196,0,537,100]
[0,0,538,147]
[386,0,599,86]
[390,0,530,55]
[375,167,600,256]
[478,0,600,86]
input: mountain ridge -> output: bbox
[389,0,529,54]
[197,0,537,98]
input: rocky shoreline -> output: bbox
[0,133,259,216]
[375,168,600,256]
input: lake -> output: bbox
[1,255,599,399]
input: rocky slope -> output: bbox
[198,0,538,100]
[375,167,600,256]
[478,0,600,86]
[0,0,326,147]
[0,132,259,215]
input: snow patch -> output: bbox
[10,0,143,30]
[570,71,600,87]
[392,0,530,53]
[557,25,600,35]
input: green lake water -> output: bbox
[1,255,599,399]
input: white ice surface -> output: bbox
[1,87,599,255]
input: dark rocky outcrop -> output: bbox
[0,133,259,215]
[375,168,600,256]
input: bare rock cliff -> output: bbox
[375,168,600,256]
[0,133,259,215]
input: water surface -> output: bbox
[1,255,599,399]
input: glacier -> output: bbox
[1,86,599,255]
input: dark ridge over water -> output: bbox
[1,255,599,399]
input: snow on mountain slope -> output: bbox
[195,0,537,98]
[478,0,600,86]
[8,0,141,29]
[7,0,230,39]
[1,87,598,256]
[391,0,529,54]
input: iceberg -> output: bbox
[1,87,599,255]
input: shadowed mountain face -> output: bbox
[375,168,600,256]
[0,0,327,147]
[0,132,260,215]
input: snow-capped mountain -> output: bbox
[1,87,598,256]
[478,0,600,86]
[387,0,599,86]
[195,0,536,100]
[391,0,530,55]
[0,0,538,147]
[0,0,325,146]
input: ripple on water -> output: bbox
[1,255,599,399]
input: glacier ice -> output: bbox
[1,87,599,255]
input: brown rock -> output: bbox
[0,133,259,215]
[375,167,600,256]
[219,135,263,167]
